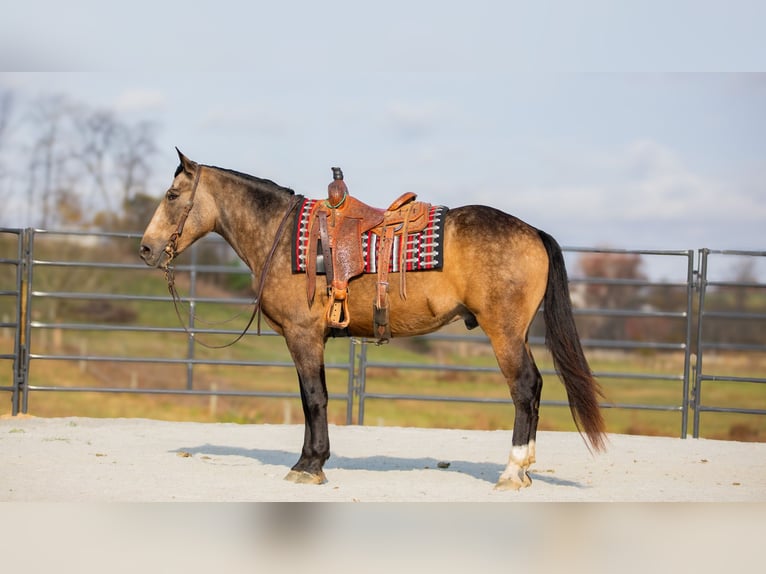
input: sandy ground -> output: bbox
[1,416,765,502]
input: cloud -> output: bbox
[0,37,91,72]
[632,142,763,224]
[384,100,457,141]
[621,139,684,180]
[199,104,295,136]
[419,138,764,253]
[113,89,166,113]
[510,139,764,224]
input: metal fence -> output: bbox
[693,249,766,437]
[0,229,25,413]
[1,228,764,439]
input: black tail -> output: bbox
[537,229,606,452]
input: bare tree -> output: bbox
[108,119,158,232]
[15,93,159,230]
[0,89,14,207]
[576,251,647,340]
[24,94,77,228]
[0,89,12,156]
[114,119,157,207]
[70,107,157,230]
[72,106,119,214]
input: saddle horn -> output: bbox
[327,166,347,209]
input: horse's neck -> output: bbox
[214,179,293,273]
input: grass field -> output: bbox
[2,324,764,442]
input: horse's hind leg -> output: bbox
[524,345,543,461]
[485,332,543,491]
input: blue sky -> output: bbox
[1,2,764,279]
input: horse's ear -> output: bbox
[175,147,198,175]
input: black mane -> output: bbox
[208,165,296,196]
[174,161,295,196]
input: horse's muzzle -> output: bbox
[139,243,164,268]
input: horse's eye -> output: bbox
[166,189,180,201]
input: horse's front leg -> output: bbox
[283,333,330,485]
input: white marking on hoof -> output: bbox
[511,444,529,466]
[496,441,534,490]
[495,466,532,491]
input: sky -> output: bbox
[1,1,764,280]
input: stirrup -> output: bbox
[325,287,350,329]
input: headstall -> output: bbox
[161,165,300,348]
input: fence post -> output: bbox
[680,249,695,438]
[345,338,356,425]
[10,229,23,415]
[692,249,710,439]
[12,229,33,415]
[356,339,369,425]
[186,243,198,390]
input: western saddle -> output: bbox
[305,167,432,343]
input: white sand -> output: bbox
[2,416,764,501]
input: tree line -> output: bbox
[567,251,765,348]
[0,88,158,231]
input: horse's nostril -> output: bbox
[139,244,152,260]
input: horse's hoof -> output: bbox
[494,471,532,491]
[284,470,327,485]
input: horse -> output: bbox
[139,149,606,490]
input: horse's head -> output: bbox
[139,149,218,268]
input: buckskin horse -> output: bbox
[139,149,606,490]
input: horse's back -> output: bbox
[442,204,549,286]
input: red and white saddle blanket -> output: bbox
[291,197,447,274]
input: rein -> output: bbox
[161,165,301,348]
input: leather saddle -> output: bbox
[305,167,432,343]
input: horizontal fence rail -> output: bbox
[0,228,764,440]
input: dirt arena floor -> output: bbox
[2,416,764,574]
[2,416,765,501]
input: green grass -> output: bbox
[4,322,764,441]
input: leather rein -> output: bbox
[161,165,300,348]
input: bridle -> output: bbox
[162,165,203,268]
[160,165,300,349]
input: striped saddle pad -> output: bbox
[291,197,448,274]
